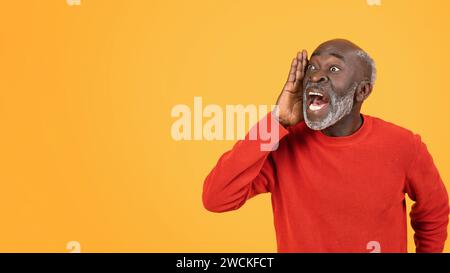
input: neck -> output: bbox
[321,110,363,137]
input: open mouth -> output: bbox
[307,89,330,112]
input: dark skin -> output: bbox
[276,39,373,137]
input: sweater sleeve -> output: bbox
[405,134,449,253]
[202,112,289,213]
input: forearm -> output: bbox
[202,112,288,212]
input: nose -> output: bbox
[310,72,328,84]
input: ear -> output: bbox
[355,80,372,102]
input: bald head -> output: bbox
[317,39,362,52]
[312,39,376,85]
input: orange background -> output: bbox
[0,0,449,252]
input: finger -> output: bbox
[302,50,308,69]
[299,50,308,78]
[295,51,303,81]
[287,57,297,82]
[293,50,304,89]
[296,51,303,67]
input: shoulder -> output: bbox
[366,114,421,144]
[365,114,424,164]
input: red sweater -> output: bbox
[202,113,449,252]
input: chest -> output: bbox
[273,143,407,212]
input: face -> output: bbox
[302,47,360,130]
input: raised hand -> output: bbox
[275,50,308,128]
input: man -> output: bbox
[202,39,449,252]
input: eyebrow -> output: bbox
[311,51,346,62]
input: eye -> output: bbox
[330,66,340,72]
[307,64,316,71]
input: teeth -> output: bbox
[308,91,323,97]
[309,104,325,111]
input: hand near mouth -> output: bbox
[275,50,308,128]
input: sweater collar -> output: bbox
[311,114,373,146]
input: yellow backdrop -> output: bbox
[0,0,449,252]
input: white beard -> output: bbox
[303,82,358,130]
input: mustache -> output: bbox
[305,81,329,91]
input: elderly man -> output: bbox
[202,39,449,253]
